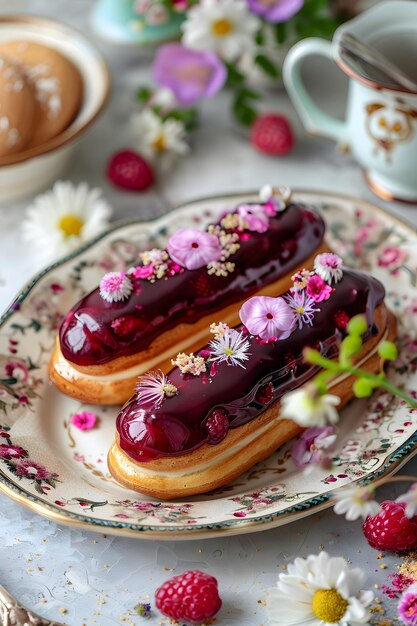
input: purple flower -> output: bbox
[237,204,269,233]
[152,44,227,107]
[168,228,222,270]
[291,426,336,468]
[247,0,303,23]
[239,296,295,340]
[398,583,417,625]
[15,459,54,480]
[285,289,320,329]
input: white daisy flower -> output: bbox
[333,485,381,521]
[99,272,133,303]
[259,184,292,210]
[396,483,417,519]
[314,253,344,284]
[136,370,178,409]
[182,0,259,62]
[268,551,373,626]
[209,328,250,368]
[22,181,112,263]
[131,108,189,166]
[281,384,341,427]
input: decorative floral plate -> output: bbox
[0,190,416,540]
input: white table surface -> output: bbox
[0,1,416,625]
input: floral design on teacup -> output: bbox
[365,98,417,162]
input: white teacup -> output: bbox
[283,0,417,203]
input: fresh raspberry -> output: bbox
[362,500,417,552]
[111,315,143,339]
[255,382,273,405]
[155,569,222,624]
[250,113,295,156]
[206,409,229,443]
[194,274,214,298]
[334,310,350,330]
[107,150,154,191]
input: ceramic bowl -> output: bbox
[0,16,110,203]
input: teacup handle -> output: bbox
[283,38,348,144]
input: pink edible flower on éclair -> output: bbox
[314,253,343,284]
[237,204,269,233]
[71,411,98,431]
[129,264,155,280]
[167,228,222,270]
[239,296,295,340]
[306,274,332,303]
[99,271,132,303]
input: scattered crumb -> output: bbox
[59,608,68,615]
[380,564,387,570]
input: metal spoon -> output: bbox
[339,31,417,92]
[0,583,65,626]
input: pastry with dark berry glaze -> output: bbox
[50,186,328,404]
[108,256,396,499]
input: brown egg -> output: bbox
[0,41,83,148]
[0,55,37,157]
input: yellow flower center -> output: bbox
[312,589,348,623]
[153,133,167,152]
[296,305,304,314]
[225,347,234,356]
[58,214,84,237]
[211,18,233,37]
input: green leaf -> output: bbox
[347,315,368,337]
[378,341,398,361]
[0,378,17,386]
[29,319,41,333]
[225,63,245,88]
[353,378,374,398]
[136,86,152,103]
[275,22,286,45]
[255,26,265,46]
[232,87,261,127]
[255,54,280,79]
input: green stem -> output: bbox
[305,351,417,408]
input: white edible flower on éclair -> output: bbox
[209,328,251,368]
[136,370,178,409]
[281,385,341,427]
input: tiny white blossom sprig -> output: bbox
[280,384,340,428]
[396,483,417,519]
[209,322,230,340]
[136,370,178,409]
[209,328,251,368]
[332,485,381,521]
[314,253,344,284]
[172,352,207,376]
[99,272,133,303]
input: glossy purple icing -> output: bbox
[116,270,385,462]
[59,203,325,366]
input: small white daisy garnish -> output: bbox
[209,328,250,368]
[281,384,341,427]
[22,181,112,263]
[285,290,320,329]
[136,370,178,409]
[182,0,259,62]
[396,483,417,519]
[332,485,381,521]
[314,253,344,284]
[268,551,373,626]
[99,272,133,303]
[131,108,189,166]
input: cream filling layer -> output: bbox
[118,328,388,480]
